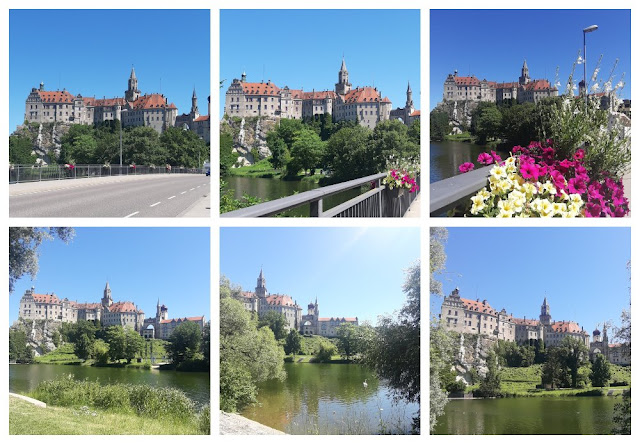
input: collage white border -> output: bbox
[1,0,637,440]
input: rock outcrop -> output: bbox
[432,100,478,135]
[451,333,498,384]
[11,319,62,356]
[12,122,71,165]
[221,116,277,166]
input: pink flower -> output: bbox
[477,152,494,165]
[459,162,475,173]
[614,205,628,217]
[491,151,502,163]
[568,177,587,195]
[520,163,539,181]
[585,202,602,217]
[588,183,603,200]
[574,164,588,180]
[542,147,555,160]
[574,149,585,161]
[550,170,566,191]
[556,159,574,174]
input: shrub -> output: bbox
[198,404,211,434]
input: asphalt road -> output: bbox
[9,174,210,217]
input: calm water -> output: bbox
[433,397,620,435]
[9,364,210,406]
[222,176,361,217]
[430,141,509,183]
[241,363,419,434]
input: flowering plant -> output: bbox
[460,140,629,217]
[64,163,75,170]
[129,163,136,169]
[383,157,420,193]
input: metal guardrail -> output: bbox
[9,164,204,184]
[430,165,492,216]
[222,173,420,217]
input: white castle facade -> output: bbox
[224,58,397,129]
[236,269,358,337]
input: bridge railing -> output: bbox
[430,165,491,216]
[222,173,420,218]
[9,164,204,184]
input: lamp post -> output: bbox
[583,25,598,112]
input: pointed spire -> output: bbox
[192,86,197,99]
[259,266,264,279]
[105,281,110,291]
[157,298,160,307]
[130,66,137,80]
[341,56,347,72]
[407,81,412,93]
[523,59,528,70]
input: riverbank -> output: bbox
[220,411,286,435]
[9,396,207,435]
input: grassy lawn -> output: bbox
[227,158,325,183]
[9,397,205,435]
[34,344,82,365]
[444,132,474,142]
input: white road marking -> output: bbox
[196,185,201,188]
[124,211,139,218]
[181,191,187,195]
[168,196,176,200]
[150,201,161,207]
[189,188,195,191]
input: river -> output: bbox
[433,396,621,435]
[241,363,419,434]
[430,141,510,183]
[222,176,361,217]
[9,364,210,406]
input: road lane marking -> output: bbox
[124,211,139,218]
[168,196,176,200]
[181,191,187,194]
[150,201,161,207]
[196,185,201,188]
[189,188,195,191]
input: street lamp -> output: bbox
[583,24,598,112]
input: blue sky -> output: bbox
[220,9,420,117]
[430,227,630,339]
[430,9,631,110]
[221,227,420,325]
[9,9,210,132]
[10,228,210,324]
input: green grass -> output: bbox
[9,397,206,435]
[610,365,631,385]
[34,344,82,364]
[227,158,279,177]
[444,132,474,142]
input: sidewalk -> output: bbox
[180,193,210,217]
[404,192,420,218]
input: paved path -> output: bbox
[10,174,210,218]
[9,393,46,408]
[404,193,420,218]
[219,411,286,435]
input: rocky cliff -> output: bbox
[451,333,498,384]
[12,122,71,165]
[433,100,478,135]
[221,116,277,166]
[11,319,62,356]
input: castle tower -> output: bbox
[539,296,551,326]
[190,87,199,117]
[241,71,247,82]
[519,59,530,85]
[256,268,267,299]
[406,81,414,109]
[602,325,609,359]
[125,67,141,102]
[156,298,168,323]
[335,57,352,96]
[592,328,602,343]
[101,281,113,308]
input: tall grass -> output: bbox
[30,375,196,419]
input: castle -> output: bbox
[442,60,558,104]
[236,269,358,337]
[24,69,211,142]
[440,289,589,348]
[224,58,414,130]
[18,282,205,340]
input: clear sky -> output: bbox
[430,9,631,110]
[9,9,210,132]
[10,228,210,324]
[220,227,420,326]
[430,227,630,339]
[220,9,420,118]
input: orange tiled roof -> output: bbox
[523,79,552,91]
[318,316,357,322]
[32,293,61,304]
[460,297,498,316]
[265,294,296,307]
[550,321,585,334]
[288,89,304,99]
[302,91,337,100]
[513,317,539,327]
[108,301,138,313]
[77,302,101,310]
[410,110,421,117]
[160,316,205,324]
[194,115,210,122]
[131,94,177,110]
[38,90,75,103]
[94,97,127,107]
[242,82,281,96]
[454,76,480,86]
[496,82,520,89]
[344,87,384,104]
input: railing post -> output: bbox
[310,199,323,217]
[377,179,383,216]
[17,167,19,184]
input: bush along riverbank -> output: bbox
[18,375,210,435]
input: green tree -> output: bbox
[201,321,211,367]
[612,389,631,434]
[476,351,501,397]
[257,311,288,341]
[429,111,451,141]
[369,120,419,172]
[69,320,98,360]
[560,336,590,388]
[9,135,36,164]
[315,342,337,362]
[541,346,570,388]
[124,327,145,363]
[105,325,126,362]
[408,118,420,146]
[167,321,202,364]
[220,132,236,175]
[266,132,290,170]
[323,125,374,181]
[501,102,537,146]
[220,288,285,412]
[161,126,209,168]
[9,227,75,293]
[93,339,110,365]
[9,328,34,363]
[122,126,166,165]
[474,105,503,144]
[335,323,361,360]
[287,129,325,176]
[59,124,94,164]
[284,328,302,357]
[275,118,305,147]
[590,354,612,387]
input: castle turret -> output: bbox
[241,71,247,82]
[191,87,199,117]
[101,281,113,308]
[335,57,352,95]
[406,81,414,109]
[519,59,530,85]
[125,67,140,102]
[256,268,267,299]
[539,296,551,326]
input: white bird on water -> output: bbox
[363,379,368,388]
